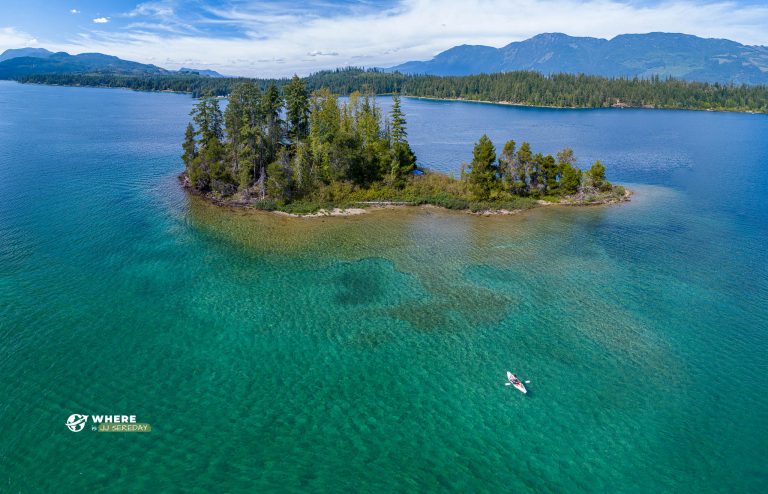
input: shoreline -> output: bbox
[180,174,632,218]
[5,81,764,115]
[403,95,766,115]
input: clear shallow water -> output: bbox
[1,81,767,493]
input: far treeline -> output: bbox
[182,77,624,214]
[15,68,768,112]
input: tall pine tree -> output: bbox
[285,75,310,143]
[388,93,416,183]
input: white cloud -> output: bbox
[70,9,80,15]
[92,17,110,24]
[0,27,39,50]
[126,2,175,18]
[40,0,768,77]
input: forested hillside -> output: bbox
[14,68,768,112]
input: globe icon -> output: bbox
[66,414,87,432]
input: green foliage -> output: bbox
[586,160,608,190]
[180,80,621,212]
[251,199,277,211]
[390,93,407,143]
[559,164,582,194]
[467,134,499,199]
[515,142,533,195]
[386,93,417,184]
[541,154,559,192]
[181,123,196,168]
[192,94,223,143]
[557,148,576,167]
[285,75,310,143]
[498,139,516,183]
[18,68,768,113]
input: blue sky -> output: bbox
[2,0,768,76]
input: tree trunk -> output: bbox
[257,164,266,199]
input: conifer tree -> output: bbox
[182,123,197,169]
[467,134,498,199]
[541,154,559,192]
[516,142,533,194]
[285,75,310,143]
[388,93,416,183]
[586,160,607,190]
[237,82,263,190]
[390,93,407,145]
[560,163,582,194]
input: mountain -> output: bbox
[0,51,170,78]
[0,47,54,62]
[388,32,768,84]
[177,67,227,78]
[0,48,230,79]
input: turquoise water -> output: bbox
[1,81,766,492]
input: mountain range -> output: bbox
[2,32,768,84]
[387,32,768,84]
[0,49,225,78]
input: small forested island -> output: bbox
[181,77,627,216]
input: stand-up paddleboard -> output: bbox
[506,371,527,394]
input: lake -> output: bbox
[1,81,766,492]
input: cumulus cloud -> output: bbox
[36,0,768,77]
[70,9,80,15]
[92,17,110,24]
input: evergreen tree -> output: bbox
[498,139,516,181]
[189,94,225,191]
[237,82,263,190]
[266,148,293,200]
[291,140,316,195]
[390,93,407,144]
[255,84,283,198]
[529,153,543,192]
[541,154,559,192]
[560,164,582,194]
[586,160,607,190]
[467,134,498,199]
[388,93,416,183]
[192,93,223,144]
[516,142,533,194]
[285,74,310,143]
[309,88,341,181]
[224,84,246,174]
[182,123,197,169]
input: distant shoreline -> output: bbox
[4,80,764,115]
[404,95,765,115]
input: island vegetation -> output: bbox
[181,78,626,215]
[16,67,768,113]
